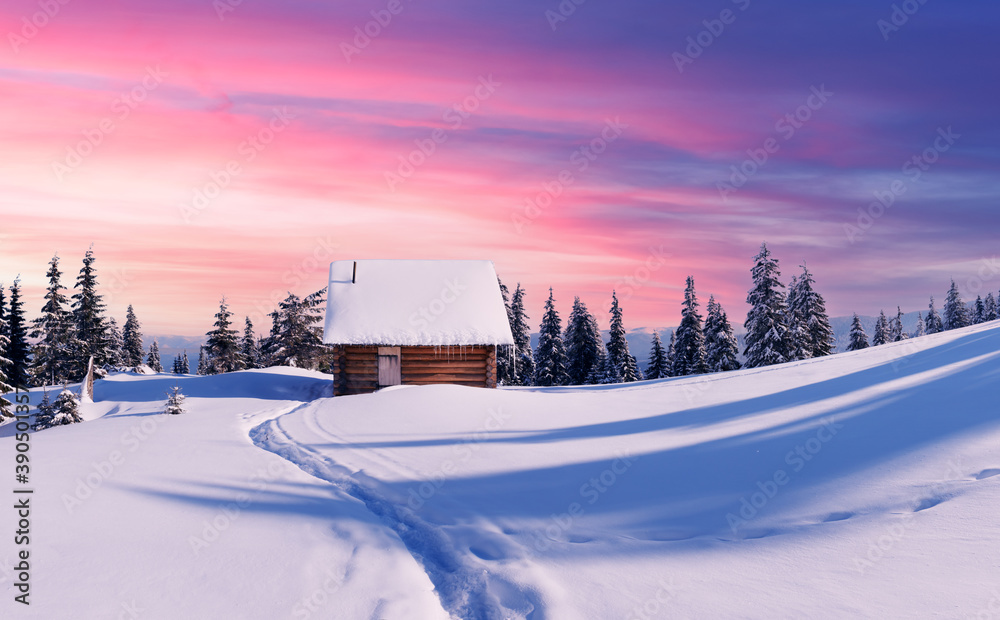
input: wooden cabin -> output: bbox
[322,260,515,396]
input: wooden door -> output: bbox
[377,347,401,387]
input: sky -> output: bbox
[1,0,998,337]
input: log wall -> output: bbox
[332,344,496,395]
[332,345,378,396]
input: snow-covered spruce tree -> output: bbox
[973,296,986,324]
[564,297,603,385]
[205,297,243,374]
[181,351,190,374]
[587,343,620,384]
[262,288,328,369]
[664,330,676,376]
[172,355,183,374]
[242,317,263,369]
[196,347,208,375]
[35,387,82,430]
[607,291,642,382]
[784,274,810,362]
[496,277,516,386]
[105,317,125,368]
[147,340,163,372]
[121,305,144,369]
[645,331,669,379]
[6,279,31,388]
[31,390,54,429]
[847,314,869,351]
[705,296,741,373]
[533,288,570,386]
[743,243,790,368]
[71,246,111,378]
[509,283,535,386]
[30,255,76,386]
[0,307,12,419]
[943,280,971,330]
[164,386,186,415]
[890,306,908,342]
[925,297,944,334]
[984,292,998,322]
[672,277,708,376]
[789,264,835,357]
[54,388,82,424]
[914,313,926,338]
[872,310,890,346]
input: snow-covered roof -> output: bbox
[323,260,515,346]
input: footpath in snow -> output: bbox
[0,368,448,620]
[258,321,1000,619]
[1,322,999,619]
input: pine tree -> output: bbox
[181,351,190,374]
[587,343,620,384]
[672,277,708,376]
[785,274,810,361]
[147,340,163,372]
[121,305,144,368]
[889,306,908,342]
[205,297,242,374]
[846,314,869,351]
[533,288,570,386]
[943,280,971,330]
[30,255,76,386]
[926,297,944,334]
[164,386,186,415]
[664,330,676,376]
[973,296,986,324]
[34,387,82,429]
[607,291,642,382]
[509,284,534,385]
[262,289,328,369]
[496,277,516,386]
[71,246,111,377]
[0,297,12,419]
[172,355,183,374]
[31,390,54,429]
[914,312,926,338]
[105,317,125,368]
[788,264,835,357]
[705,296,741,373]
[197,348,208,375]
[984,292,998,322]
[743,243,790,368]
[646,332,669,379]
[6,279,30,388]
[242,317,262,369]
[872,310,890,346]
[564,297,603,385]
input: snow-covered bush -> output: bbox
[164,386,186,415]
[34,388,83,430]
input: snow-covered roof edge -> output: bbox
[323,259,515,347]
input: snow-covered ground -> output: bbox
[3,322,1000,619]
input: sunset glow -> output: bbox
[2,0,997,336]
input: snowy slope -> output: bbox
[0,370,447,620]
[259,321,1000,619]
[2,322,999,619]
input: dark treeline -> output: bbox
[846,278,996,351]
[496,242,997,386]
[0,247,329,420]
[3,242,998,418]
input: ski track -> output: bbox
[249,404,538,620]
